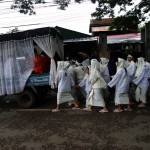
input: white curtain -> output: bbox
[0,39,35,96]
[34,35,58,88]
[55,37,64,60]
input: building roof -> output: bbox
[90,18,114,33]
[0,27,62,42]
[107,33,141,44]
[90,18,114,26]
[55,26,97,42]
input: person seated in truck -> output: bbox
[32,49,50,74]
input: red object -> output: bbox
[33,53,50,74]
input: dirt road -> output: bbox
[0,94,150,150]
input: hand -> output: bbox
[75,85,80,88]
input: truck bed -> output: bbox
[26,73,49,86]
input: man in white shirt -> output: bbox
[126,54,136,110]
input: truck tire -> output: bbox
[18,90,36,108]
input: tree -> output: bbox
[6,27,20,34]
[10,0,150,27]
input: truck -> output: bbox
[0,27,64,108]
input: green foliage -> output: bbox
[91,0,150,22]
[6,27,20,34]
[53,0,70,10]
[109,16,139,31]
[10,0,150,25]
[11,0,45,15]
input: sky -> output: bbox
[0,0,146,35]
[0,0,97,34]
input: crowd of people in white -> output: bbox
[52,54,150,113]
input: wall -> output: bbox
[141,21,150,60]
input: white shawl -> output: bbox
[135,57,145,77]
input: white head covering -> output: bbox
[91,59,100,71]
[117,58,126,71]
[62,61,70,70]
[57,61,63,73]
[100,58,109,65]
[135,57,145,77]
[100,57,109,70]
[90,59,100,80]
[82,59,90,68]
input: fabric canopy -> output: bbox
[0,39,35,95]
[0,27,64,95]
[34,35,63,88]
[0,27,63,43]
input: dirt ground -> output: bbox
[0,92,150,150]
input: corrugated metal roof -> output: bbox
[0,27,62,42]
[107,33,141,44]
[55,26,92,40]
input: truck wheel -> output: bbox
[18,90,36,108]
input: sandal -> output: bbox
[83,108,88,110]
[85,108,92,112]
[124,108,132,112]
[52,109,61,113]
[99,109,108,113]
[138,103,146,108]
[113,109,123,113]
[72,107,80,110]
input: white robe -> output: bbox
[79,74,91,107]
[68,66,77,100]
[68,66,75,81]
[133,66,149,89]
[74,66,86,98]
[108,68,130,105]
[100,67,110,84]
[133,66,149,103]
[82,59,90,72]
[145,61,150,78]
[127,60,136,81]
[108,68,130,93]
[56,69,74,104]
[88,70,106,107]
[74,66,85,84]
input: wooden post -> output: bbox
[98,34,110,59]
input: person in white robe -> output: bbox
[126,55,136,82]
[78,66,91,109]
[108,58,130,112]
[145,60,150,97]
[100,58,110,83]
[100,57,110,100]
[87,59,108,112]
[56,61,63,73]
[74,61,86,99]
[74,61,85,84]
[145,61,150,78]
[52,62,78,112]
[67,61,78,106]
[126,54,137,109]
[82,59,90,72]
[133,57,149,107]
